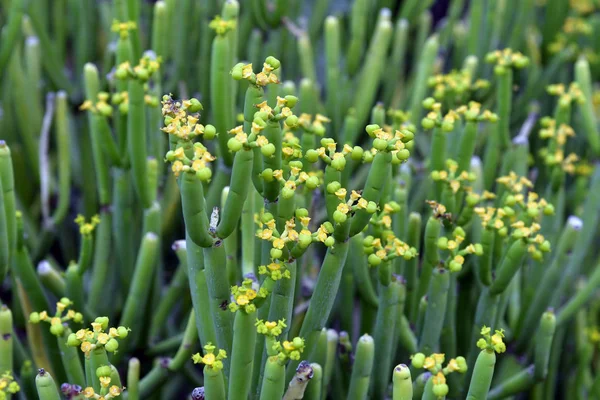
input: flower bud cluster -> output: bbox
[29,297,83,337]
[411,352,467,398]
[192,343,227,371]
[476,325,507,353]
[66,317,129,357]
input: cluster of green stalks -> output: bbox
[1,0,600,399]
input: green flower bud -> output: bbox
[95,317,109,330]
[456,356,468,372]
[262,213,275,223]
[543,204,555,215]
[540,240,551,252]
[324,236,335,247]
[299,234,312,248]
[363,151,374,163]
[292,337,303,348]
[135,68,149,81]
[117,326,129,338]
[363,235,374,247]
[118,102,129,114]
[231,64,243,80]
[422,97,436,109]
[265,56,281,70]
[494,65,507,76]
[453,226,466,238]
[295,208,309,218]
[323,222,334,233]
[50,323,64,336]
[441,120,454,132]
[474,244,484,256]
[449,260,462,272]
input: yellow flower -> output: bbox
[109,386,122,396]
[99,376,111,388]
[81,341,93,354]
[337,203,350,215]
[83,387,95,398]
[97,333,109,345]
[423,357,435,370]
[273,238,285,249]
[236,295,249,306]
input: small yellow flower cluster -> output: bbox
[0,372,20,397]
[209,16,236,35]
[108,90,159,115]
[231,57,281,87]
[428,68,489,102]
[161,95,210,141]
[485,49,530,71]
[82,378,124,399]
[411,352,467,398]
[66,317,129,358]
[437,226,483,272]
[425,200,453,221]
[115,54,161,82]
[477,326,507,353]
[294,113,331,136]
[363,214,418,267]
[79,92,114,117]
[570,0,596,14]
[431,159,477,194]
[455,101,498,123]
[538,118,580,174]
[110,20,136,39]
[192,343,227,371]
[255,319,287,337]
[29,297,83,337]
[547,82,585,105]
[228,279,265,313]
[167,143,215,179]
[75,214,101,236]
[364,124,415,162]
[273,337,305,361]
[421,98,460,132]
[267,162,320,199]
[548,14,596,60]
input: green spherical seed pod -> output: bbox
[281,187,295,199]
[421,118,435,130]
[351,146,364,161]
[295,208,309,218]
[527,207,539,218]
[373,138,388,151]
[368,254,382,266]
[454,226,466,237]
[331,156,346,171]
[411,353,425,368]
[49,323,64,336]
[314,125,326,136]
[333,210,347,224]
[196,167,212,182]
[449,261,462,272]
[305,149,320,163]
[366,201,377,214]
[261,143,276,157]
[324,237,335,247]
[261,169,274,182]
[119,102,129,114]
[67,334,81,347]
[363,235,374,247]
[262,213,275,223]
[365,124,380,137]
[432,383,448,397]
[286,115,299,127]
[270,248,283,259]
[29,312,40,323]
[326,181,341,194]
[306,176,319,189]
[105,338,119,352]
[284,95,298,107]
[265,56,281,69]
[96,365,112,378]
[298,234,312,248]
[231,66,243,80]
[396,149,410,161]
[422,97,436,109]
[400,130,414,142]
[441,120,454,132]
[96,317,109,330]
[136,68,150,81]
[543,204,555,215]
[255,111,269,121]
[494,65,507,76]
[115,67,129,80]
[437,237,448,250]
[228,138,243,152]
[203,124,217,139]
[117,326,129,338]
